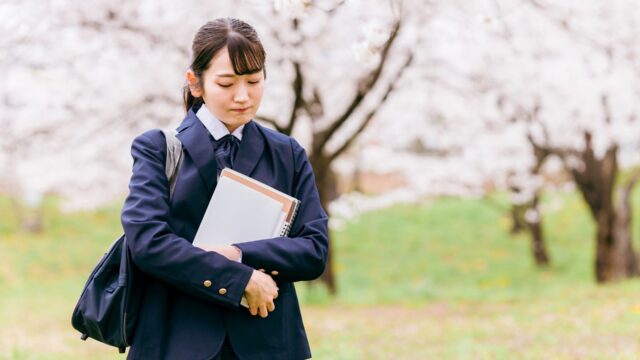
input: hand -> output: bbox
[243,270,278,318]
[200,245,241,262]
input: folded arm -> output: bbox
[122,130,253,309]
[234,138,329,283]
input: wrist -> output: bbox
[231,245,242,262]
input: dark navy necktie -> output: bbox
[213,134,239,178]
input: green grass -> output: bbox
[1,191,640,359]
[298,191,600,306]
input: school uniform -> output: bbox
[121,103,329,360]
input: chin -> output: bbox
[237,114,254,124]
[223,116,251,126]
[234,118,250,126]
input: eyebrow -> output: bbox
[215,72,262,78]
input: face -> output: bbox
[187,46,264,133]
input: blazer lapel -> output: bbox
[233,120,264,177]
[176,109,218,194]
[175,112,265,192]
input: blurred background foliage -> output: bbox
[2,0,640,358]
[2,185,640,358]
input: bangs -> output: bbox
[227,33,265,75]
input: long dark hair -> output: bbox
[183,18,266,112]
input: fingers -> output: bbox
[244,270,279,318]
[266,301,275,312]
[248,296,276,318]
[258,304,268,318]
[253,299,275,317]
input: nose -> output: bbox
[234,83,249,103]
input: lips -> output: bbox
[231,107,250,113]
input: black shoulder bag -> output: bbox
[71,129,183,353]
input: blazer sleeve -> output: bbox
[233,138,329,283]
[121,130,254,310]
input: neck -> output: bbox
[225,123,240,134]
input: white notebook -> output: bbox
[193,168,300,248]
[192,169,300,307]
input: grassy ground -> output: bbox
[0,192,639,359]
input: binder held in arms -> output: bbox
[193,168,301,248]
[193,169,300,308]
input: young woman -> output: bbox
[121,18,329,360]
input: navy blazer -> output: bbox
[121,107,329,360]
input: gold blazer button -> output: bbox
[218,288,227,295]
[203,280,212,288]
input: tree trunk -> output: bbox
[510,203,526,235]
[520,104,638,282]
[511,201,551,267]
[594,210,630,282]
[521,193,551,267]
[565,133,638,283]
[519,135,552,266]
[310,153,339,294]
[509,186,550,267]
[528,217,550,266]
[611,210,638,279]
[528,193,550,266]
[609,172,640,279]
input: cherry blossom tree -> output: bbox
[7,0,637,287]
[440,0,640,280]
[327,1,561,268]
[254,0,426,292]
[1,0,426,292]
[332,0,640,280]
[1,0,192,218]
[497,1,636,283]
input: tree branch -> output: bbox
[283,60,305,136]
[523,0,611,55]
[304,0,349,43]
[302,85,324,119]
[77,15,188,57]
[328,52,414,162]
[315,20,403,154]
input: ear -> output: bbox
[186,70,203,97]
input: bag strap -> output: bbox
[117,130,183,291]
[161,129,183,199]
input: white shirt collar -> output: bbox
[196,105,244,141]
